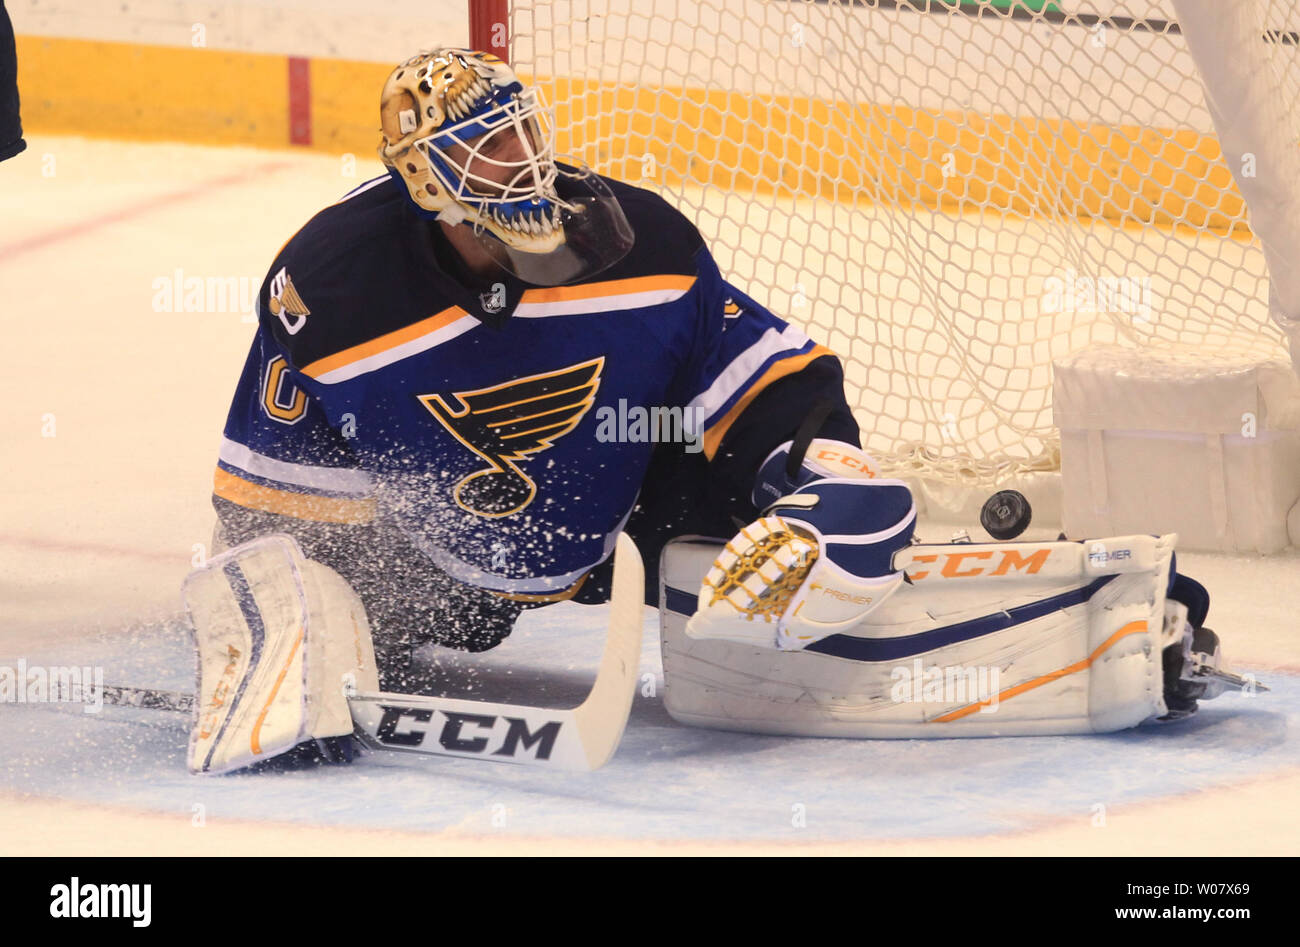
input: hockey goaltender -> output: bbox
[180,48,1258,774]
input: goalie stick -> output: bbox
[97,533,645,772]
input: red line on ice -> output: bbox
[0,159,294,264]
[0,533,181,564]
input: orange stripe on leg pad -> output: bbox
[250,628,304,755]
[931,619,1150,723]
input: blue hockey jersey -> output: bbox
[215,172,848,600]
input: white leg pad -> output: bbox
[183,534,378,774]
[661,534,1177,738]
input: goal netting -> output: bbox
[501,0,1299,486]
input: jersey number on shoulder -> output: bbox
[262,355,308,425]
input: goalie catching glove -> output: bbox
[689,438,916,650]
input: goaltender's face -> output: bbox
[443,123,543,200]
[435,126,547,278]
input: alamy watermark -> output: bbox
[890,659,1001,712]
[0,659,104,713]
[594,399,707,454]
[151,268,258,317]
[1041,268,1154,320]
[49,878,151,927]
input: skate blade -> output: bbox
[1200,668,1270,694]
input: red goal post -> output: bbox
[469,0,510,62]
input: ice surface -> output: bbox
[1,604,1296,846]
[1,137,1297,854]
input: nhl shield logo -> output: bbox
[418,358,604,517]
[480,283,507,314]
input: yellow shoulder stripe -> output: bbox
[519,274,696,306]
[301,305,466,380]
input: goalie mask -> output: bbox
[378,48,633,286]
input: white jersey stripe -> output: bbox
[219,437,374,495]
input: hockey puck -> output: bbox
[980,490,1032,540]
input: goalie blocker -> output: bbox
[660,532,1261,738]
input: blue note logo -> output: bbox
[418,357,603,517]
